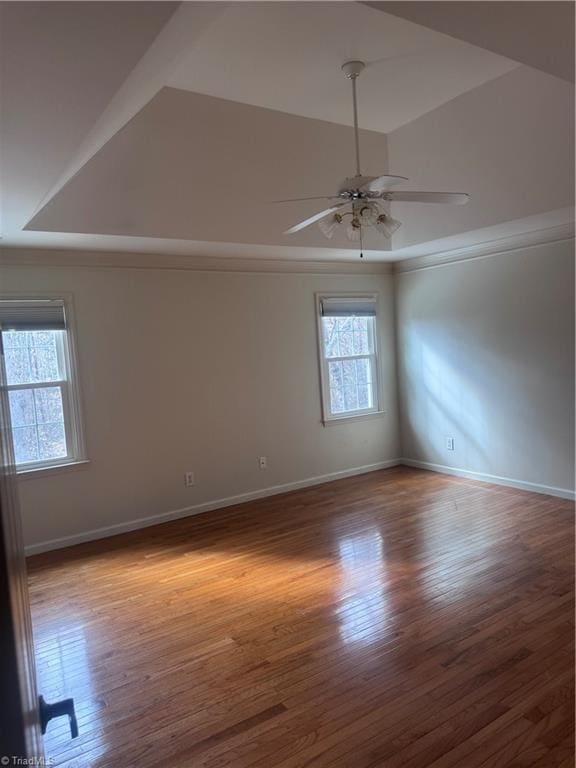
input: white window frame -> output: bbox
[315,293,384,425]
[0,293,88,476]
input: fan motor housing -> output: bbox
[338,175,375,197]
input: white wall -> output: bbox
[395,238,575,494]
[0,262,399,549]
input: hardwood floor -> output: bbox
[27,467,574,768]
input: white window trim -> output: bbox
[1,291,88,475]
[315,292,385,426]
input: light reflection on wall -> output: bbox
[336,527,391,646]
[404,323,490,472]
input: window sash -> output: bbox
[326,354,378,417]
[6,381,72,466]
[322,317,376,360]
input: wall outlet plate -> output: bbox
[184,471,195,487]
[258,456,267,470]
[446,437,455,451]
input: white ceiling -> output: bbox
[167,1,518,133]
[0,1,572,263]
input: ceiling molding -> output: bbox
[394,221,575,274]
[0,248,393,276]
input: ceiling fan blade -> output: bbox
[284,203,346,234]
[383,191,470,205]
[359,174,408,192]
[271,195,342,203]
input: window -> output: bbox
[317,294,381,422]
[0,299,86,472]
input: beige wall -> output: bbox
[0,263,399,549]
[395,238,575,493]
[2,235,574,551]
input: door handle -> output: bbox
[38,695,79,738]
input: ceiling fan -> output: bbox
[273,60,469,257]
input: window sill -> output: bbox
[16,459,91,480]
[323,410,387,427]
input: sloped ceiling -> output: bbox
[387,65,574,249]
[25,88,392,251]
[0,1,178,237]
[367,1,575,82]
[1,1,573,262]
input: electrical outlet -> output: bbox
[184,471,195,487]
[446,437,455,451]
[258,456,267,470]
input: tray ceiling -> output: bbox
[1,1,572,262]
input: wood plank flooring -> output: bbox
[27,467,574,768]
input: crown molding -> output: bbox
[3,221,571,277]
[0,248,394,276]
[393,221,575,274]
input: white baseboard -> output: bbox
[401,458,576,501]
[25,459,402,556]
[25,457,574,556]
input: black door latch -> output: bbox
[38,695,79,738]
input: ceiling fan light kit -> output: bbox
[275,60,470,258]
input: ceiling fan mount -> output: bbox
[341,59,366,80]
[272,59,470,257]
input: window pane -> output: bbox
[355,358,372,387]
[344,384,358,411]
[4,347,32,385]
[12,426,39,464]
[8,389,35,427]
[29,345,60,382]
[342,360,358,411]
[324,330,339,357]
[330,387,345,414]
[328,360,343,389]
[353,329,369,355]
[339,331,354,356]
[38,423,67,461]
[339,316,353,333]
[34,387,64,424]
[2,330,29,348]
[358,385,371,410]
[30,330,56,346]
[328,361,344,414]
[323,315,372,359]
